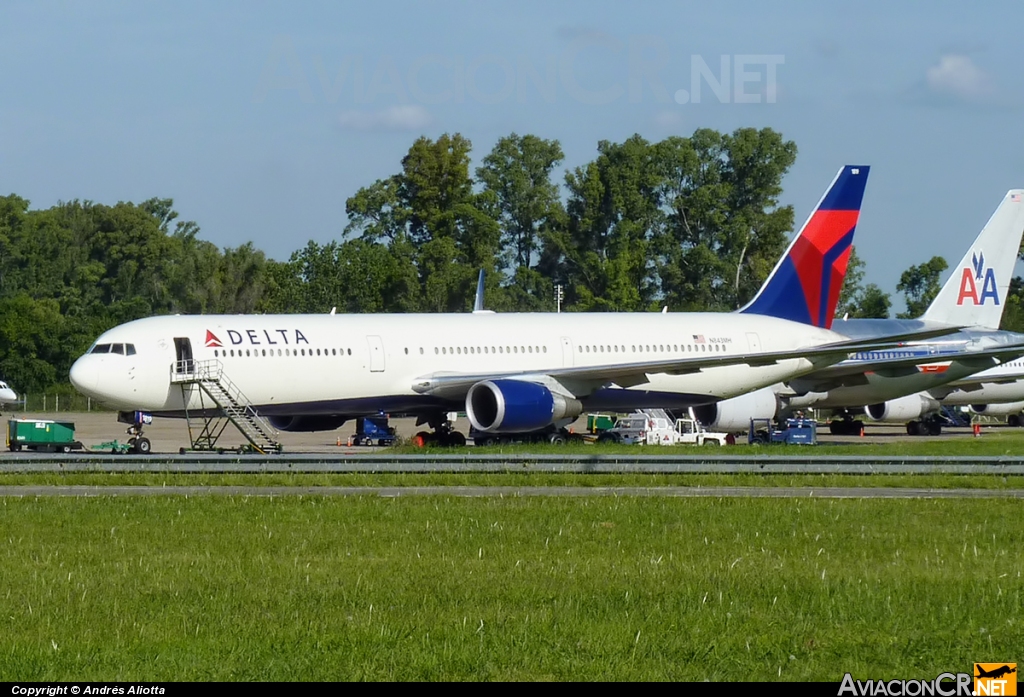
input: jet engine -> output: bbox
[689,387,778,432]
[864,394,939,422]
[969,400,1024,416]
[267,415,348,432]
[466,379,582,433]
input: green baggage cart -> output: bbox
[7,419,84,452]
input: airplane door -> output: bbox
[560,337,575,367]
[367,335,385,372]
[174,337,194,373]
[746,332,761,353]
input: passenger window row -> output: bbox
[432,345,547,355]
[213,348,353,358]
[579,343,725,354]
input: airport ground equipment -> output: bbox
[7,418,84,452]
[169,359,282,454]
[349,415,398,446]
[596,410,732,446]
[748,417,818,445]
[91,440,133,454]
[586,414,616,433]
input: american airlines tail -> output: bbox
[739,165,870,329]
[920,189,1024,330]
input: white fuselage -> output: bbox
[935,357,1024,406]
[69,312,849,419]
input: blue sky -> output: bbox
[2,0,1022,306]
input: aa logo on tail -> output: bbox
[957,251,1000,306]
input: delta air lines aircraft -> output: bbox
[67,165,946,449]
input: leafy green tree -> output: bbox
[851,284,892,318]
[476,134,565,271]
[896,256,947,318]
[345,133,501,312]
[834,247,891,318]
[999,276,1024,332]
[550,134,662,311]
[654,128,796,311]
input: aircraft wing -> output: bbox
[787,342,1024,392]
[412,326,960,399]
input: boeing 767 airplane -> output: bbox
[68,165,951,452]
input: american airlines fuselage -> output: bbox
[69,312,854,420]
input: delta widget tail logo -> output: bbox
[740,165,869,329]
[957,251,1001,306]
[205,330,223,348]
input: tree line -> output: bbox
[2,127,1021,394]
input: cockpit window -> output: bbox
[90,343,136,355]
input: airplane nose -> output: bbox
[69,356,99,395]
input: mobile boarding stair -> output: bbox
[170,359,282,454]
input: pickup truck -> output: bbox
[596,412,732,446]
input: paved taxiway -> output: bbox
[0,412,1004,454]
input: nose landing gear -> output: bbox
[118,410,153,454]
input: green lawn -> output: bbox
[0,495,1019,680]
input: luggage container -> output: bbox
[7,419,84,452]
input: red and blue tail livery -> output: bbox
[739,165,869,329]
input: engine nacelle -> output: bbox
[970,400,1024,416]
[689,387,779,432]
[466,379,582,433]
[267,415,348,432]
[865,394,939,422]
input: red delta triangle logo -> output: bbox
[205,330,223,348]
[956,251,1000,306]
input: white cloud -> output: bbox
[337,105,432,131]
[925,54,995,102]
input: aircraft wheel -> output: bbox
[134,438,152,454]
[928,422,942,436]
[829,421,843,435]
[548,432,567,445]
[906,421,921,436]
[445,431,467,447]
[412,431,430,448]
[1008,414,1022,428]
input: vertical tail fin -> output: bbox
[920,190,1024,329]
[739,165,870,328]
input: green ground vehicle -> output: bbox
[7,419,84,452]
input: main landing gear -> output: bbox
[411,412,466,448]
[906,416,942,436]
[828,416,865,436]
[117,410,153,454]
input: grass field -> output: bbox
[1,495,1020,681]
[1,471,1024,489]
